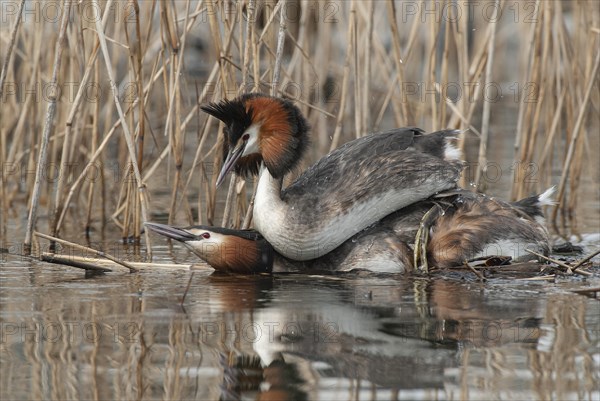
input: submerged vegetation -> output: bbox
[0,0,598,254]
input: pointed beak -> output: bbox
[144,222,195,242]
[216,141,246,187]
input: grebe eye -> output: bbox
[202,232,210,239]
[242,133,249,141]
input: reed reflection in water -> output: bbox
[1,261,598,400]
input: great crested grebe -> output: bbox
[145,188,554,274]
[201,93,464,261]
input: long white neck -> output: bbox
[253,165,286,238]
[253,165,337,261]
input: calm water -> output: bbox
[1,234,599,400]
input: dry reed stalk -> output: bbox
[565,15,598,235]
[220,165,238,228]
[571,249,600,271]
[385,0,409,125]
[280,3,312,93]
[524,248,592,277]
[50,41,102,238]
[23,0,72,254]
[128,0,145,238]
[241,0,257,90]
[401,1,422,69]
[54,0,160,233]
[164,2,192,226]
[361,1,375,132]
[551,51,600,229]
[0,0,25,99]
[205,0,230,92]
[202,2,241,228]
[452,0,469,161]
[180,76,222,224]
[42,253,211,271]
[41,253,113,273]
[34,231,138,272]
[2,21,43,176]
[183,113,211,224]
[512,0,541,199]
[351,1,361,138]
[85,64,102,236]
[537,87,566,165]
[50,102,73,240]
[329,3,356,152]
[0,128,5,238]
[145,60,219,186]
[426,2,439,132]
[242,179,258,229]
[372,75,398,131]
[433,83,481,137]
[474,0,501,190]
[92,0,152,253]
[122,176,133,238]
[272,0,288,96]
[518,4,551,197]
[438,0,452,129]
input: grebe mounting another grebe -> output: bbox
[201,93,464,261]
[146,188,554,274]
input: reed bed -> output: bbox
[0,0,598,255]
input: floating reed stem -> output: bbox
[524,248,592,277]
[41,253,113,273]
[35,231,138,272]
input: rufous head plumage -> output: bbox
[201,93,309,186]
[145,222,273,274]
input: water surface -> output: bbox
[1,240,599,400]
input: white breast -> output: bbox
[254,168,454,261]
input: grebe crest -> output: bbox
[201,93,309,185]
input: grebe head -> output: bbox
[145,222,273,274]
[201,93,309,186]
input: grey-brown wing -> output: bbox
[282,128,462,213]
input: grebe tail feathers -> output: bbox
[511,186,557,224]
[426,190,552,269]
